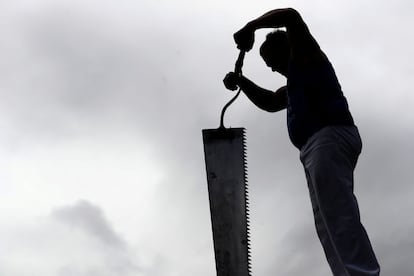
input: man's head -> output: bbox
[260,30,290,76]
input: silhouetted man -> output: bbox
[224,8,380,276]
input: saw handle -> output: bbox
[234,50,245,75]
[220,50,246,129]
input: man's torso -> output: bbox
[286,54,354,149]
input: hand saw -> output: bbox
[202,51,252,276]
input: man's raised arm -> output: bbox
[234,8,320,59]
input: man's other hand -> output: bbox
[234,26,255,51]
[223,72,241,91]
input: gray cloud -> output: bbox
[51,200,126,249]
[0,200,148,276]
[50,200,143,276]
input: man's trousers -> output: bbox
[300,125,380,276]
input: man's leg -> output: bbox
[300,126,380,276]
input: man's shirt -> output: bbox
[286,55,354,149]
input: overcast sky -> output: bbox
[1,0,414,275]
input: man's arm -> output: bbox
[224,72,287,112]
[234,8,321,60]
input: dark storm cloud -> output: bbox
[51,200,141,275]
[52,200,125,248]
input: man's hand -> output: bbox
[223,72,241,91]
[233,25,255,52]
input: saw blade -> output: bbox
[202,127,252,276]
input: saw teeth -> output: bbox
[242,128,252,276]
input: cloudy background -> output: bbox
[1,0,413,275]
